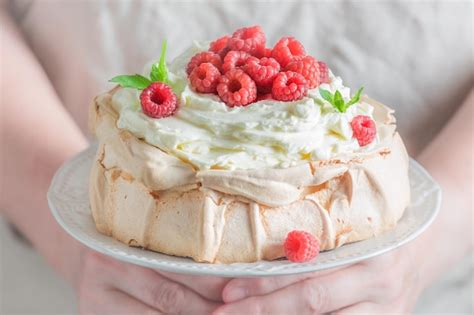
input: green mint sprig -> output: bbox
[109,74,151,89]
[109,40,169,90]
[319,87,364,113]
[150,40,169,83]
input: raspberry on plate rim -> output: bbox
[284,230,320,263]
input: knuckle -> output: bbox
[152,281,185,313]
[302,281,330,314]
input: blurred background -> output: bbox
[1,0,473,314]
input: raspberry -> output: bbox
[189,63,221,93]
[244,56,280,89]
[140,82,178,118]
[209,35,230,55]
[284,230,320,263]
[262,47,273,58]
[256,93,273,102]
[272,71,308,101]
[351,115,377,146]
[271,36,306,67]
[257,85,272,95]
[186,52,222,75]
[217,69,257,107]
[222,50,251,73]
[318,61,330,84]
[285,56,320,89]
[253,47,273,58]
[228,25,266,56]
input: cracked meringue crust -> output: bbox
[89,87,410,263]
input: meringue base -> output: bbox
[89,88,411,263]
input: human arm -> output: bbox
[214,90,474,314]
[0,8,226,314]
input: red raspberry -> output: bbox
[228,25,266,56]
[217,69,257,107]
[209,35,230,55]
[256,93,273,102]
[284,230,320,263]
[186,52,222,75]
[222,50,251,73]
[271,36,306,67]
[244,56,280,89]
[318,61,330,84]
[351,115,377,146]
[257,85,272,95]
[272,71,308,101]
[140,82,178,118]
[189,63,221,93]
[262,47,273,58]
[285,56,320,89]
[253,47,273,58]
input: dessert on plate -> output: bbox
[89,26,410,264]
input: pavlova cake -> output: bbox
[89,26,410,264]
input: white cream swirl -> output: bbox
[112,42,382,170]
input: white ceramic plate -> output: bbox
[48,144,441,277]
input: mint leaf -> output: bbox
[346,87,364,107]
[150,40,169,83]
[109,74,151,90]
[333,90,345,112]
[150,63,160,82]
[319,89,334,104]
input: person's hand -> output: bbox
[155,268,231,303]
[77,251,227,314]
[214,244,422,314]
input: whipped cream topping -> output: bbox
[112,42,385,170]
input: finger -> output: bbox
[331,302,382,314]
[215,265,369,315]
[223,265,349,303]
[110,263,220,314]
[79,287,163,315]
[156,270,230,302]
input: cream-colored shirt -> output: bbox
[5,1,474,314]
[9,0,473,155]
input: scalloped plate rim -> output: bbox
[47,144,441,277]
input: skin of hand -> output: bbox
[214,93,474,315]
[77,251,228,314]
[0,8,227,315]
[214,247,421,314]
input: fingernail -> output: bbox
[225,286,248,302]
